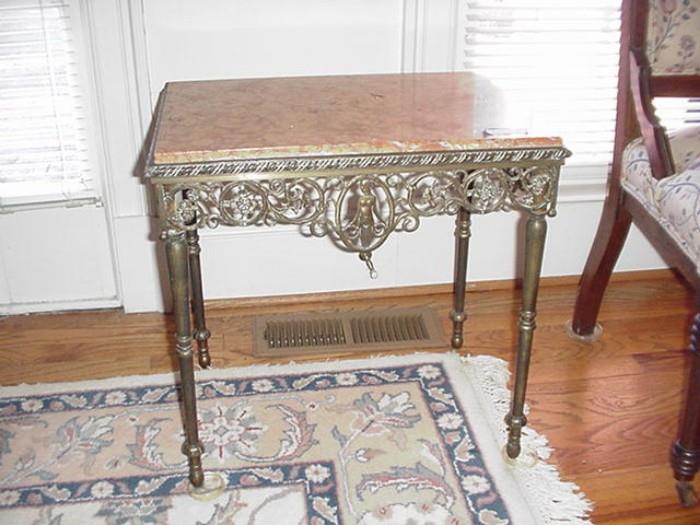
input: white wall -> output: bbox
[144,0,406,89]
[6,0,663,314]
[0,206,118,314]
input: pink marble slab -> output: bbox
[150,72,562,165]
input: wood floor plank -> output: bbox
[1,272,699,522]
[576,464,695,524]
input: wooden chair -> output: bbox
[571,0,700,506]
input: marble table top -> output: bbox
[148,72,563,166]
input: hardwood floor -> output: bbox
[1,270,698,523]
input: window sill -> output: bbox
[0,192,102,214]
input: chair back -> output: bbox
[646,0,700,76]
[617,0,700,180]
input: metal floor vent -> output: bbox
[253,307,444,357]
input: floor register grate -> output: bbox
[253,307,445,357]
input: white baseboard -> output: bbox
[0,297,121,316]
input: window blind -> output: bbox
[462,1,698,170]
[0,0,93,205]
[654,98,700,129]
[462,0,622,167]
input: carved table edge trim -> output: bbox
[145,146,572,181]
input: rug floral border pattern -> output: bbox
[0,462,339,523]
[0,362,511,523]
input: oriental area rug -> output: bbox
[0,353,592,524]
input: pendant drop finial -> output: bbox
[359,252,378,279]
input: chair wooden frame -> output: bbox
[571,0,700,506]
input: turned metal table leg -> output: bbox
[506,214,547,458]
[451,208,472,349]
[186,227,211,369]
[671,310,700,506]
[166,233,205,487]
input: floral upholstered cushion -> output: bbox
[647,0,700,74]
[656,168,700,262]
[621,125,700,267]
[622,126,700,207]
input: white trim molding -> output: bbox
[402,0,460,74]
[79,0,160,313]
[80,0,152,220]
[401,0,425,73]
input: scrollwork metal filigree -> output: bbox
[160,166,559,253]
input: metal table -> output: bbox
[144,72,570,486]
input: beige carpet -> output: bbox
[0,352,591,524]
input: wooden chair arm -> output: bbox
[629,48,676,180]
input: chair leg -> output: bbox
[672,311,700,507]
[570,191,632,338]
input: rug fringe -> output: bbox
[461,355,594,524]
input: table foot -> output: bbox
[195,329,212,368]
[502,444,538,468]
[450,310,465,349]
[504,412,527,459]
[183,441,205,487]
[188,472,227,501]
